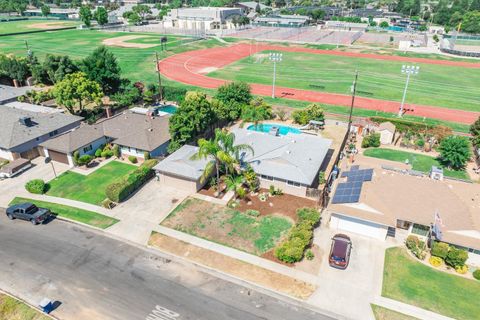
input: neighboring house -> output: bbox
[163,7,244,30]
[0,107,82,161]
[328,167,480,266]
[154,145,210,193]
[378,121,395,145]
[4,101,64,114]
[253,14,310,27]
[0,85,33,104]
[41,111,171,167]
[156,128,333,197]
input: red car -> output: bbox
[329,234,352,269]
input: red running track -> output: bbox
[159,43,480,124]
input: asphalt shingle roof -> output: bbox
[153,145,210,181]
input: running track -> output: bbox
[159,43,480,124]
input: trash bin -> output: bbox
[39,298,54,314]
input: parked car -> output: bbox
[6,203,50,225]
[0,158,32,179]
[328,234,352,269]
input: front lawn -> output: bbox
[0,293,49,320]
[9,197,118,229]
[382,247,480,320]
[162,197,292,255]
[47,161,136,205]
[363,148,469,180]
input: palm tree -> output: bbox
[216,129,254,173]
[224,174,244,198]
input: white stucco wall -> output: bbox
[259,177,308,198]
[120,146,145,158]
[467,251,480,267]
[329,213,389,240]
[0,148,14,161]
[77,137,109,157]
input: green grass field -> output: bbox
[47,160,136,205]
[9,197,118,229]
[363,148,469,180]
[0,293,49,320]
[382,247,480,320]
[0,19,79,35]
[209,51,480,111]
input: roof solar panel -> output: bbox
[332,167,372,204]
[351,165,359,171]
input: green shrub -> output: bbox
[73,150,80,165]
[318,171,326,184]
[128,155,137,163]
[95,148,102,157]
[429,256,443,267]
[445,247,468,267]
[305,249,314,260]
[297,207,321,226]
[362,133,381,148]
[292,104,324,125]
[25,179,47,194]
[274,237,305,263]
[405,235,426,260]
[77,155,93,166]
[142,159,159,169]
[101,150,113,158]
[473,269,480,280]
[143,151,151,160]
[431,242,450,259]
[405,235,420,250]
[246,209,260,217]
[112,144,120,157]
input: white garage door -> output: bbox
[330,214,388,241]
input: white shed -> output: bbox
[378,122,396,145]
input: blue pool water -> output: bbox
[247,123,301,135]
[387,26,405,32]
[157,105,178,114]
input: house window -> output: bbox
[49,130,58,137]
[83,145,93,153]
[286,180,301,187]
[260,175,274,181]
[411,223,430,237]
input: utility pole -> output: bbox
[269,52,282,99]
[347,70,359,134]
[399,65,419,117]
[155,52,163,102]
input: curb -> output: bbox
[0,289,58,320]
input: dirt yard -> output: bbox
[148,232,316,299]
[235,189,317,223]
[102,35,158,48]
[161,197,293,255]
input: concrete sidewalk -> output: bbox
[153,225,318,284]
[372,296,455,320]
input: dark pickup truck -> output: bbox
[6,203,50,225]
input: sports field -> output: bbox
[0,19,79,35]
[209,50,480,112]
[0,29,225,84]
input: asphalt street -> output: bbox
[0,210,335,320]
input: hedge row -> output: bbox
[274,208,320,263]
[370,116,436,133]
[105,159,158,203]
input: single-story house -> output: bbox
[378,121,396,145]
[155,128,333,197]
[154,145,210,193]
[328,167,480,266]
[4,101,64,114]
[0,85,33,104]
[0,107,82,161]
[41,111,171,167]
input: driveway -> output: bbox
[308,214,388,320]
[0,158,69,207]
[106,179,190,245]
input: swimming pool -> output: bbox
[157,105,178,114]
[247,123,301,135]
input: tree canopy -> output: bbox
[79,5,93,27]
[53,72,103,114]
[438,135,472,170]
[95,6,109,26]
[81,46,121,95]
[470,116,480,148]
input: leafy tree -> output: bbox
[111,82,141,108]
[35,54,78,84]
[79,5,93,27]
[462,11,480,34]
[241,98,273,125]
[379,21,389,28]
[132,4,152,20]
[53,72,103,114]
[123,10,141,24]
[470,116,480,147]
[438,135,472,170]
[168,91,217,152]
[95,6,109,26]
[292,103,325,125]
[0,54,30,85]
[81,46,121,94]
[41,4,50,18]
[215,81,252,106]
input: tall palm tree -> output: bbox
[216,129,254,172]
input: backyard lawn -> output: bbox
[47,161,136,205]
[363,148,469,180]
[9,197,118,229]
[382,247,480,320]
[162,197,293,255]
[0,293,49,320]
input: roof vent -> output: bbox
[19,116,33,127]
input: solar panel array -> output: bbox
[332,168,374,204]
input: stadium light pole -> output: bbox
[269,52,282,99]
[398,65,419,117]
